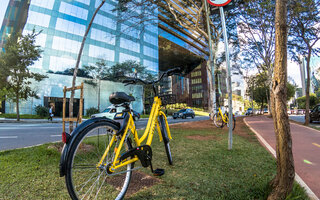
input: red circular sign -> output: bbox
[207,0,232,7]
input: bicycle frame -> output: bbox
[97,96,172,171]
[218,107,229,123]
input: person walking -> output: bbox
[48,106,54,121]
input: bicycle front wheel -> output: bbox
[65,122,134,200]
[159,115,173,165]
[213,113,224,128]
[226,115,236,131]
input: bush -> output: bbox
[86,107,99,116]
[35,105,49,117]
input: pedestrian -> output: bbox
[48,106,54,121]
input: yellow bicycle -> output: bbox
[60,68,181,200]
[213,106,236,130]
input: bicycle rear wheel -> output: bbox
[65,122,134,200]
[159,115,173,165]
[226,115,236,131]
[213,113,224,128]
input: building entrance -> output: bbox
[44,97,84,117]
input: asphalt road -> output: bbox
[289,115,320,128]
[0,116,209,151]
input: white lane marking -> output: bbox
[0,136,18,139]
[0,127,61,130]
[244,118,319,200]
[50,135,61,137]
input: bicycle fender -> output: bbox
[59,117,120,177]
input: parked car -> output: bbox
[263,108,268,114]
[308,104,320,123]
[91,105,140,121]
[245,108,253,115]
[173,109,195,119]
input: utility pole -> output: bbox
[219,6,233,150]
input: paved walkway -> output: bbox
[245,115,320,200]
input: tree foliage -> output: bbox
[288,0,320,125]
[296,93,319,109]
[0,30,47,121]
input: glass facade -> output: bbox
[0,0,161,114]
[0,0,159,74]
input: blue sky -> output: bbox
[0,0,10,27]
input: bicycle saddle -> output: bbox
[109,92,135,104]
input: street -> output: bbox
[0,116,209,151]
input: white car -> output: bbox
[91,105,140,121]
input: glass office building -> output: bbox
[0,0,160,115]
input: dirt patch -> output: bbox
[233,117,258,143]
[47,142,64,152]
[170,120,215,130]
[186,135,218,141]
[108,171,160,197]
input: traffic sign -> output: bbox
[207,0,231,7]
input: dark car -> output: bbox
[173,109,195,119]
[309,104,320,123]
[245,108,253,115]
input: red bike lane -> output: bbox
[244,116,320,200]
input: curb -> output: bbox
[243,118,319,200]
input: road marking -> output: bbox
[50,135,61,137]
[312,143,320,148]
[304,160,313,165]
[0,136,18,139]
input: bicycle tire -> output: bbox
[226,115,236,131]
[213,113,224,128]
[65,121,134,200]
[159,115,173,165]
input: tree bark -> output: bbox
[268,0,295,199]
[98,79,101,112]
[304,50,311,125]
[69,0,105,132]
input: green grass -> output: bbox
[0,121,310,199]
[0,113,44,119]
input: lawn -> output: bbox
[0,118,309,199]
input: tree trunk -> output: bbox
[98,79,101,112]
[304,51,311,125]
[268,0,295,199]
[16,95,20,121]
[69,0,105,132]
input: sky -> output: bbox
[0,0,10,27]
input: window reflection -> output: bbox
[144,33,158,46]
[26,11,51,28]
[119,53,140,63]
[143,60,158,72]
[89,45,115,61]
[120,37,140,53]
[49,55,77,71]
[30,0,55,9]
[144,46,158,59]
[90,28,115,45]
[52,36,81,54]
[59,2,88,20]
[121,24,140,39]
[55,18,85,36]
[94,14,116,30]
[95,0,116,15]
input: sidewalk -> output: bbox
[244,115,320,200]
[0,118,63,123]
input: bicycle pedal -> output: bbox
[153,168,165,176]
